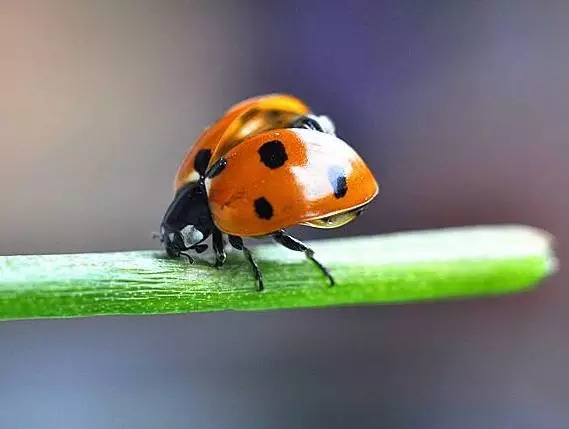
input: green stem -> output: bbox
[0,225,556,320]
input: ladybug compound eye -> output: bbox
[161,229,186,257]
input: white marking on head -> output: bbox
[180,225,204,247]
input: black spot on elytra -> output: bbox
[254,197,273,220]
[194,149,212,176]
[328,165,348,198]
[258,140,288,169]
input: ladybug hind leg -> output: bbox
[228,235,265,292]
[272,230,335,286]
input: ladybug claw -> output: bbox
[214,254,226,268]
[180,252,194,264]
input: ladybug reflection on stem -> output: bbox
[160,95,378,291]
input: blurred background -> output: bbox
[1,0,567,427]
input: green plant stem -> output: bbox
[0,225,556,320]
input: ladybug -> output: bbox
[160,104,378,291]
[174,93,334,190]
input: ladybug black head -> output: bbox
[160,181,214,258]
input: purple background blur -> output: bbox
[1,1,567,427]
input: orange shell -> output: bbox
[174,94,309,190]
[207,128,379,236]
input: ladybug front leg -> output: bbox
[228,235,264,292]
[272,230,335,286]
[212,228,226,267]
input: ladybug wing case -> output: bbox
[174,94,309,190]
[206,128,379,237]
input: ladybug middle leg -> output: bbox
[272,230,335,286]
[212,228,227,267]
[228,235,265,292]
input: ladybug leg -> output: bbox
[179,252,195,264]
[228,235,264,292]
[212,228,226,267]
[190,243,208,254]
[272,230,335,286]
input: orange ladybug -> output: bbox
[173,93,334,190]
[160,102,378,291]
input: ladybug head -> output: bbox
[160,227,185,258]
[160,225,206,258]
[160,181,214,258]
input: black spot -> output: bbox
[254,197,273,220]
[258,140,288,169]
[206,158,227,178]
[194,149,212,176]
[328,165,348,198]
